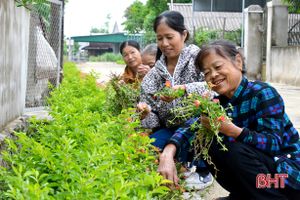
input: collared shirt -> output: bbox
[121,66,142,84]
[168,76,300,189]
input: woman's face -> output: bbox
[142,53,156,68]
[122,45,142,71]
[156,22,187,61]
[201,51,243,98]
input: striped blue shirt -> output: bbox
[168,77,300,190]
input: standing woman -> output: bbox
[138,11,212,188]
[119,40,151,83]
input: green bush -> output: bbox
[0,62,177,199]
[194,28,218,46]
[224,28,242,46]
[89,53,123,62]
[194,27,242,47]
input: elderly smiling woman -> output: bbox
[160,40,300,200]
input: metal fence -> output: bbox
[26,0,63,109]
[288,13,300,46]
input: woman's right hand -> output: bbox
[137,64,151,77]
[137,102,151,120]
[157,144,179,186]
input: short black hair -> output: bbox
[119,40,140,55]
[195,40,246,74]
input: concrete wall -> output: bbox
[264,0,300,86]
[0,0,30,129]
[270,46,300,86]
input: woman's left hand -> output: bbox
[200,116,242,138]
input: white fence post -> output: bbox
[244,5,263,80]
[266,0,288,82]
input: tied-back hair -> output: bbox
[119,40,140,55]
[195,40,246,74]
[153,10,190,61]
[142,43,157,57]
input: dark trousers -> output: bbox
[150,128,209,173]
[207,139,300,200]
[149,127,189,162]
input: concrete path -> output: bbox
[77,62,300,199]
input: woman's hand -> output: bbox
[158,144,179,186]
[200,116,242,138]
[137,64,151,77]
[136,102,151,120]
[160,84,186,102]
[160,95,174,102]
[172,84,186,91]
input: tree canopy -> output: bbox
[123,0,168,42]
[282,0,300,13]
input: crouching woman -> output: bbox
[159,40,300,200]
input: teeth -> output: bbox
[215,80,223,85]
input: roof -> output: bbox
[171,3,242,32]
[82,43,113,50]
[71,33,142,43]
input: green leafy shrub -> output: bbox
[0,62,176,199]
[194,27,241,47]
[89,53,123,62]
[14,0,46,8]
[194,28,218,46]
[104,74,141,116]
[224,28,242,46]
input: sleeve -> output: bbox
[185,81,208,95]
[235,86,286,156]
[139,73,160,129]
[167,118,199,159]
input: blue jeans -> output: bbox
[150,127,207,171]
[149,127,190,163]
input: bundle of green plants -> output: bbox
[0,62,179,199]
[154,80,185,99]
[170,86,231,166]
[104,73,141,116]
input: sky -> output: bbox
[64,0,147,37]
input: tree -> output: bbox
[282,0,300,13]
[90,27,102,34]
[123,0,168,43]
[123,1,146,33]
[143,0,168,43]
[123,0,193,43]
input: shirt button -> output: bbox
[287,154,291,158]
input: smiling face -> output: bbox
[156,21,187,62]
[202,50,243,98]
[122,45,142,72]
